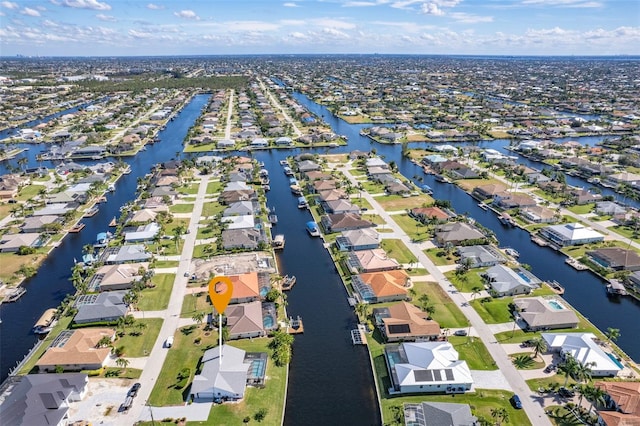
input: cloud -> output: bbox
[128,29,153,39]
[21,7,40,16]
[1,1,18,9]
[288,31,310,39]
[174,9,199,20]
[310,18,356,30]
[449,12,493,23]
[96,13,115,21]
[421,3,444,15]
[283,2,299,7]
[146,3,164,9]
[418,0,463,15]
[321,27,351,39]
[58,0,111,11]
[521,0,602,7]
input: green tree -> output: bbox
[605,327,620,344]
[558,354,579,387]
[530,338,547,360]
[115,357,130,371]
[355,302,370,322]
[192,311,205,328]
[587,386,607,415]
[490,407,509,426]
[96,336,113,348]
[253,408,268,423]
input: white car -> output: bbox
[165,336,174,348]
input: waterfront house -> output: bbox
[335,228,380,251]
[221,228,265,251]
[373,301,440,342]
[225,301,266,340]
[321,213,374,233]
[217,139,236,149]
[409,206,451,224]
[492,192,537,209]
[21,215,61,233]
[482,264,538,297]
[219,189,257,205]
[101,244,152,264]
[322,199,360,215]
[595,201,627,217]
[541,332,623,377]
[348,249,401,273]
[190,344,267,402]
[310,179,338,193]
[352,270,410,303]
[296,160,321,173]
[571,188,602,205]
[434,222,487,247]
[594,381,640,425]
[457,245,506,268]
[521,205,558,224]
[386,181,412,195]
[629,271,640,293]
[0,373,88,426]
[223,201,258,217]
[403,402,477,426]
[151,186,177,200]
[128,208,158,224]
[142,196,170,213]
[32,202,74,216]
[365,157,389,169]
[73,291,128,324]
[471,183,507,201]
[539,223,604,247]
[0,233,41,253]
[385,342,473,394]
[304,170,332,181]
[88,262,149,292]
[123,222,160,243]
[0,174,27,199]
[221,214,255,230]
[587,247,640,271]
[36,328,115,373]
[513,297,579,331]
[228,272,261,304]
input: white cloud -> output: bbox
[146,3,164,9]
[224,21,281,32]
[418,0,463,15]
[96,13,115,21]
[421,3,444,15]
[288,31,309,39]
[59,0,111,11]
[521,0,602,7]
[174,9,199,20]
[310,18,356,30]
[283,2,299,7]
[21,7,40,16]
[321,27,351,39]
[1,1,18,9]
[128,29,153,39]
[449,12,493,23]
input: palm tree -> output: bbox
[558,354,580,387]
[471,286,482,302]
[192,311,205,328]
[355,302,370,323]
[605,327,620,344]
[530,338,547,360]
[173,225,186,250]
[587,386,607,415]
[574,361,594,384]
[96,336,113,348]
[115,357,130,372]
[490,407,509,426]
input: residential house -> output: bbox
[373,301,440,342]
[221,228,265,251]
[434,222,486,247]
[352,270,410,303]
[321,213,374,233]
[335,228,380,251]
[0,174,26,199]
[228,272,261,304]
[409,206,451,224]
[142,196,170,213]
[595,381,640,425]
[457,245,506,268]
[0,373,89,426]
[403,402,477,426]
[385,342,473,394]
[323,199,360,215]
[32,203,74,217]
[316,188,348,202]
[449,166,479,180]
[492,192,537,209]
[587,247,640,271]
[223,201,258,217]
[304,170,332,182]
[128,208,158,224]
[190,344,267,402]
[123,222,160,243]
[218,190,257,205]
[296,160,321,173]
[73,291,129,324]
[310,179,337,193]
[348,249,401,273]
[21,215,60,233]
[541,333,623,377]
[595,201,627,217]
[471,183,507,200]
[88,262,149,292]
[513,297,579,331]
[0,233,41,253]
[386,181,412,195]
[571,188,602,205]
[521,205,558,224]
[221,215,255,230]
[482,264,539,297]
[36,328,115,372]
[539,223,604,247]
[225,301,266,340]
[101,245,152,264]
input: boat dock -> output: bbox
[546,280,565,295]
[351,324,368,345]
[287,316,304,334]
[2,287,27,303]
[272,234,285,250]
[531,235,549,247]
[565,257,588,270]
[280,275,296,291]
[69,223,86,233]
[607,279,628,296]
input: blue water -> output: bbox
[548,300,564,310]
[263,315,274,329]
[607,352,624,369]
[517,270,532,283]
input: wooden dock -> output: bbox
[351,324,368,345]
[287,316,304,334]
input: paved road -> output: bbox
[224,89,234,140]
[119,174,211,424]
[340,162,552,426]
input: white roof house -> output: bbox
[539,223,604,247]
[190,345,251,401]
[124,222,160,242]
[541,332,623,377]
[222,215,255,230]
[386,342,473,394]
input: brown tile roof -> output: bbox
[36,328,114,368]
[382,301,440,338]
[410,206,450,220]
[596,381,640,420]
[229,272,260,301]
[359,269,409,297]
[226,301,265,337]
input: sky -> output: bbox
[0,0,638,57]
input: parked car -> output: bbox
[165,336,174,348]
[510,394,522,409]
[558,387,575,398]
[454,330,468,336]
[128,383,141,398]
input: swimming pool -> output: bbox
[260,287,269,297]
[548,300,564,310]
[516,270,531,283]
[249,358,266,378]
[263,315,275,329]
[607,352,624,369]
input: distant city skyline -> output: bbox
[0,0,638,57]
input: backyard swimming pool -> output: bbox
[548,300,565,310]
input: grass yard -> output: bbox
[351,196,373,210]
[390,213,428,241]
[146,239,179,256]
[0,251,47,285]
[445,270,486,293]
[510,353,545,370]
[566,204,595,215]
[15,184,46,201]
[137,273,175,311]
[192,243,218,259]
[101,367,142,379]
[412,281,468,328]
[176,183,200,195]
[380,239,415,264]
[470,297,514,324]
[201,201,225,218]
[206,181,225,194]
[19,316,74,375]
[169,203,195,214]
[448,336,497,370]
[610,225,640,244]
[361,181,387,194]
[424,247,458,266]
[153,260,179,268]
[376,194,433,211]
[361,213,388,226]
[181,291,212,317]
[114,318,163,358]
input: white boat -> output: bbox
[306,221,320,237]
[272,234,285,250]
[33,308,57,334]
[297,196,308,209]
[478,202,488,210]
[504,248,520,258]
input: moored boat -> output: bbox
[33,308,58,334]
[290,185,303,195]
[306,221,321,237]
[269,214,278,224]
[3,287,26,303]
[69,223,86,233]
[607,279,628,296]
[83,206,99,218]
[272,234,285,250]
[281,275,297,291]
[297,196,308,209]
[504,248,520,258]
[546,280,565,295]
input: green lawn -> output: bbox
[566,203,595,215]
[177,183,200,195]
[445,270,486,293]
[360,213,387,226]
[137,273,175,311]
[181,291,212,318]
[351,196,373,210]
[611,225,640,244]
[424,247,458,266]
[390,213,427,241]
[114,318,163,357]
[149,329,287,426]
[201,201,225,218]
[448,336,497,370]
[361,181,387,194]
[510,353,545,370]
[470,296,514,324]
[16,184,46,201]
[153,260,180,268]
[380,239,415,264]
[169,203,194,214]
[412,281,468,328]
[206,181,225,195]
[19,316,74,375]
[376,194,434,211]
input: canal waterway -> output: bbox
[0,93,210,381]
[289,90,640,362]
[255,149,381,425]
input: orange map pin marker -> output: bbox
[208,276,233,314]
